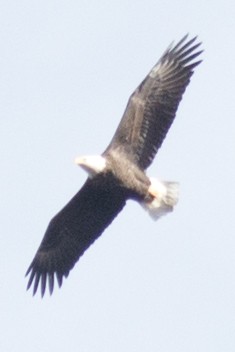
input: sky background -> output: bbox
[1,1,235,351]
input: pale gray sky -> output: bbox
[1,1,235,351]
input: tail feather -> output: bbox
[141,178,179,221]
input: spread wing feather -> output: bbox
[26,177,126,296]
[106,35,202,169]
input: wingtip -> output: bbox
[40,272,47,298]
[159,34,203,69]
[48,273,55,295]
[56,272,63,288]
[173,34,202,53]
[26,266,68,297]
[25,264,32,277]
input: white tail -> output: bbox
[141,178,179,221]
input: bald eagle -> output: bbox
[26,35,202,296]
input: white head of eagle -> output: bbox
[75,155,106,177]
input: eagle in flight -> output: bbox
[26,35,202,296]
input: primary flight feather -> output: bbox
[26,35,202,296]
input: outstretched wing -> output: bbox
[26,176,126,297]
[105,35,202,169]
